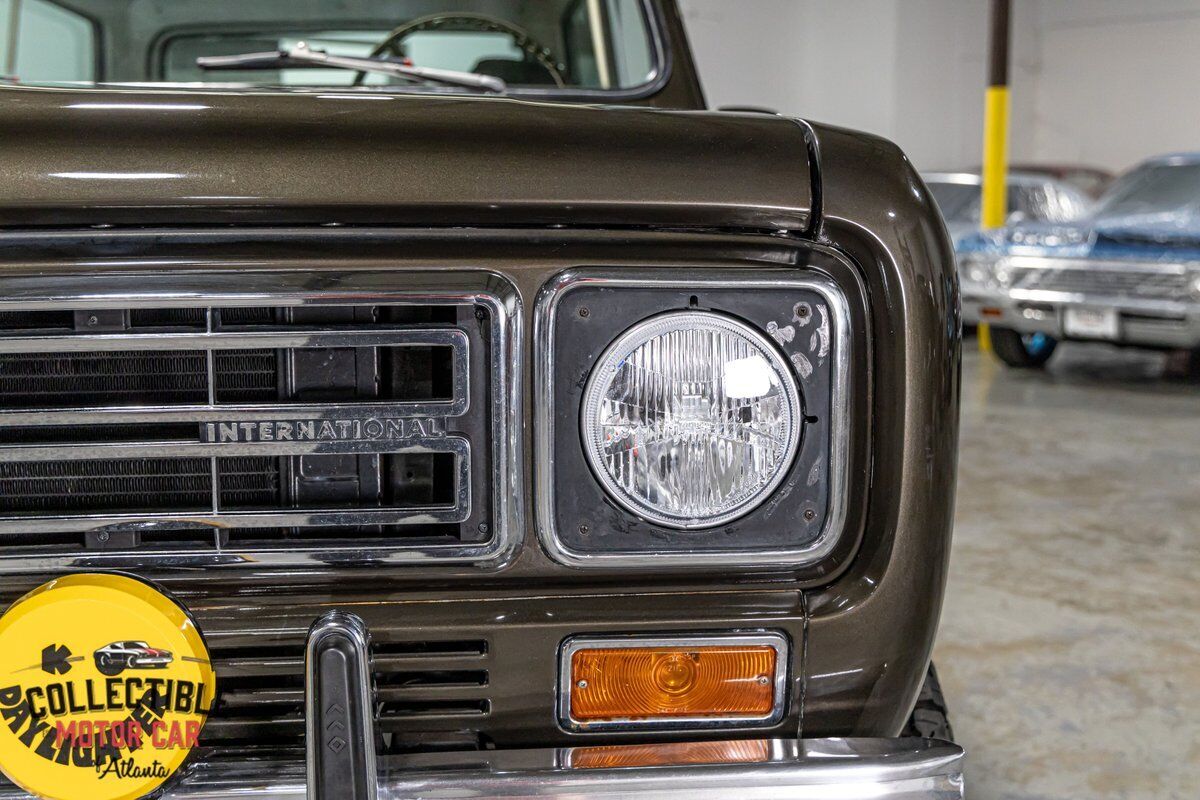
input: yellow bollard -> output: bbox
[977,86,1010,356]
[981,86,1011,232]
[979,1,1011,356]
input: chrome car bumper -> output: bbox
[964,289,1200,348]
[0,740,966,799]
[131,656,173,667]
[122,737,962,800]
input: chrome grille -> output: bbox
[1008,259,1192,301]
[0,271,519,571]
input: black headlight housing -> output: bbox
[535,268,852,569]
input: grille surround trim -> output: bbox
[0,269,522,572]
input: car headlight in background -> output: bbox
[581,311,802,529]
[960,255,992,287]
[959,254,1010,289]
[993,260,1013,287]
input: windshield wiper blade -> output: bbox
[196,41,506,93]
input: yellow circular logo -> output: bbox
[0,574,215,800]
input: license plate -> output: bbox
[1063,307,1119,340]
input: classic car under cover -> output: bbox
[959,152,1200,262]
[957,214,1200,263]
[957,156,1200,354]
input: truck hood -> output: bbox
[0,86,813,231]
[957,214,1200,263]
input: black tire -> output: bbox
[990,326,1057,368]
[902,663,954,742]
[1183,348,1200,379]
[95,654,124,676]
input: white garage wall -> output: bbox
[889,0,1039,170]
[679,0,1197,173]
[675,0,807,120]
[1030,0,1200,172]
[679,1,894,138]
[678,0,1034,169]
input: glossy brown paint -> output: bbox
[800,123,961,736]
[0,9,958,745]
[0,86,801,229]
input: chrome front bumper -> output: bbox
[964,288,1200,348]
[122,737,965,799]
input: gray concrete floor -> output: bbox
[935,343,1200,800]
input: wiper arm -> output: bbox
[196,41,506,93]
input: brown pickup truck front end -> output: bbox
[0,4,960,798]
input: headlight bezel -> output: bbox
[534,269,853,570]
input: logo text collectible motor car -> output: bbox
[0,575,215,800]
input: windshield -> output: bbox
[928,182,979,221]
[1092,160,1200,222]
[928,178,1089,226]
[0,0,660,93]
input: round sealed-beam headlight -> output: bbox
[581,311,802,529]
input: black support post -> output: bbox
[305,611,378,800]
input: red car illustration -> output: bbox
[93,640,174,676]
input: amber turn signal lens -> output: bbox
[569,645,777,721]
[570,739,771,769]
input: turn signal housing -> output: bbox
[559,634,787,731]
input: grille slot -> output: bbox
[0,310,74,330]
[213,350,279,403]
[130,308,208,329]
[0,297,499,565]
[0,458,212,513]
[0,346,455,410]
[0,350,210,408]
[216,457,282,508]
[204,638,491,749]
